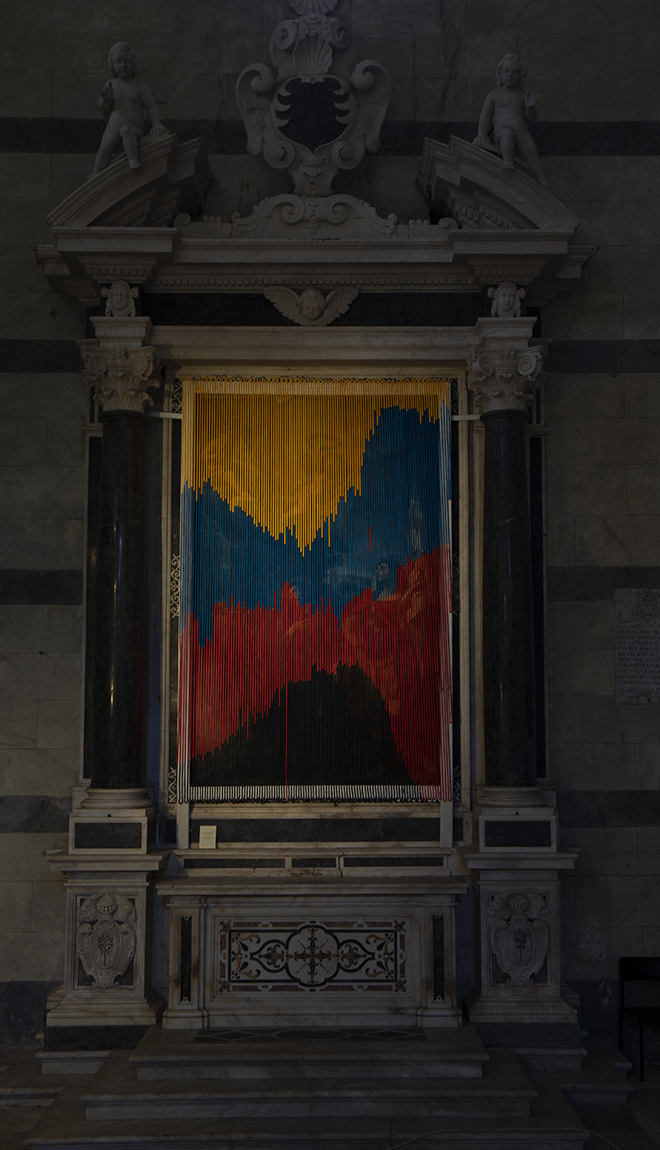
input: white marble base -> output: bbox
[160,873,467,1031]
[45,849,166,1035]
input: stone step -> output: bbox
[537,1043,634,1107]
[130,1024,489,1081]
[25,1080,589,1150]
[81,1048,535,1121]
[0,1049,87,1108]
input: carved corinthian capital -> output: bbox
[468,345,543,414]
[81,344,160,413]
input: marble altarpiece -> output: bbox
[35,0,589,1042]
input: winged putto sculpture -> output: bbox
[264,286,358,326]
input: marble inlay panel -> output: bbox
[218,920,406,994]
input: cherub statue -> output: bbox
[91,42,168,177]
[263,286,359,326]
[473,54,548,187]
[488,282,526,318]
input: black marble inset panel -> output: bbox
[179,916,192,1004]
[74,822,142,849]
[291,858,337,868]
[452,817,464,844]
[184,857,286,868]
[5,118,660,156]
[0,339,82,372]
[483,820,552,848]
[144,293,483,329]
[547,567,660,602]
[0,795,70,833]
[0,570,82,605]
[193,818,440,843]
[433,916,445,1001]
[558,790,660,827]
[343,856,445,867]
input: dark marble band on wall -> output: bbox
[0,981,61,1049]
[3,118,660,156]
[558,790,660,827]
[6,337,660,375]
[0,570,82,605]
[547,567,660,602]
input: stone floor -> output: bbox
[0,1037,658,1150]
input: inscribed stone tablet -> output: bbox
[615,589,660,703]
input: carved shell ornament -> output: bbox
[264,285,358,325]
[289,0,338,14]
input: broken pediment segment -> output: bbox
[421,136,579,233]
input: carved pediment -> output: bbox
[47,134,212,230]
[421,136,578,234]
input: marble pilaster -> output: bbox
[45,306,165,1044]
[465,317,577,1031]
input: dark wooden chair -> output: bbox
[618,956,660,1082]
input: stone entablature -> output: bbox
[36,133,588,309]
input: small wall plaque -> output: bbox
[198,825,217,850]
[615,589,660,703]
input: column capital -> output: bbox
[468,344,544,415]
[81,315,161,414]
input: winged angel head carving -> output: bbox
[264,286,358,326]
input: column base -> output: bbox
[70,787,156,853]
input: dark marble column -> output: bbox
[81,331,159,794]
[469,343,543,787]
[91,411,146,789]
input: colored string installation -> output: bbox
[177,378,453,803]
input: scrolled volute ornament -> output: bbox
[468,344,543,414]
[81,343,160,413]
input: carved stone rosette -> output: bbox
[81,344,159,413]
[468,345,543,414]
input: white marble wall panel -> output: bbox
[0,749,78,796]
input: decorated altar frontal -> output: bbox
[177,376,453,806]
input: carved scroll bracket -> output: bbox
[468,343,543,415]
